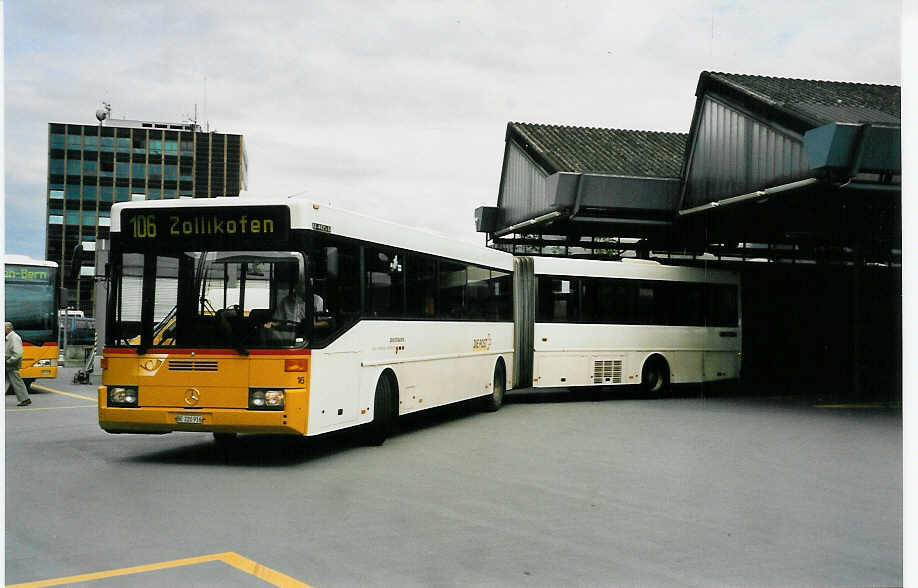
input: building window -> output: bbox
[131,163,145,178]
[67,135,82,149]
[67,160,81,174]
[83,160,97,175]
[49,215,63,225]
[149,139,162,155]
[83,185,96,200]
[100,186,113,202]
[165,140,178,155]
[65,211,80,225]
[131,193,145,201]
[50,159,65,174]
[65,185,81,200]
[117,137,131,152]
[98,217,111,227]
[116,162,129,177]
[116,187,130,201]
[51,134,66,148]
[149,164,162,180]
[50,189,64,200]
[84,136,98,148]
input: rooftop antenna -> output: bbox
[204,75,209,132]
[183,104,199,131]
[95,101,111,125]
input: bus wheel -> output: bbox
[481,359,506,412]
[365,373,395,446]
[641,357,669,395]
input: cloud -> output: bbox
[3,0,902,258]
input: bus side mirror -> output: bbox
[70,244,83,286]
[326,247,339,279]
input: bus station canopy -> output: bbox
[478,72,900,264]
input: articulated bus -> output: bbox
[4,255,59,388]
[99,198,514,444]
[99,197,741,444]
[512,256,741,392]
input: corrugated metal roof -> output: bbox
[509,123,687,178]
[707,72,900,126]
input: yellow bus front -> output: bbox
[100,202,327,438]
[21,343,59,383]
[99,349,310,435]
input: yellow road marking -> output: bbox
[6,404,96,412]
[220,552,313,587]
[29,383,96,402]
[6,551,312,588]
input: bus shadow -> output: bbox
[506,381,742,404]
[122,399,491,467]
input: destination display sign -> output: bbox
[4,265,54,283]
[120,206,290,248]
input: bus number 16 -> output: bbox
[130,215,157,238]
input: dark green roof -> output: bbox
[508,122,687,178]
[705,72,900,126]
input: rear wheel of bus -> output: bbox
[641,355,669,395]
[481,358,506,412]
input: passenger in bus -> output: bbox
[5,322,31,406]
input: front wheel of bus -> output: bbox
[366,373,395,446]
[481,359,506,412]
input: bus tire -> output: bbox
[481,358,506,412]
[365,372,395,446]
[641,356,669,395]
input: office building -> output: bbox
[45,115,247,314]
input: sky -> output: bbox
[2,0,902,259]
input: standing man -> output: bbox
[6,322,31,406]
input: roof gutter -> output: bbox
[677,178,821,217]
[493,210,563,238]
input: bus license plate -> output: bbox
[175,414,205,424]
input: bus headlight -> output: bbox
[249,389,285,410]
[108,386,139,407]
[32,359,57,367]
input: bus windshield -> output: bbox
[5,265,58,346]
[109,249,314,351]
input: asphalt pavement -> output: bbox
[5,369,902,587]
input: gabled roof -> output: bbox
[508,122,687,179]
[700,72,900,128]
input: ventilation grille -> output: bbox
[168,359,219,372]
[593,360,623,384]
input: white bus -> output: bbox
[100,197,514,444]
[512,256,741,392]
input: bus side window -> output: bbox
[364,246,404,317]
[439,260,467,319]
[405,253,437,318]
